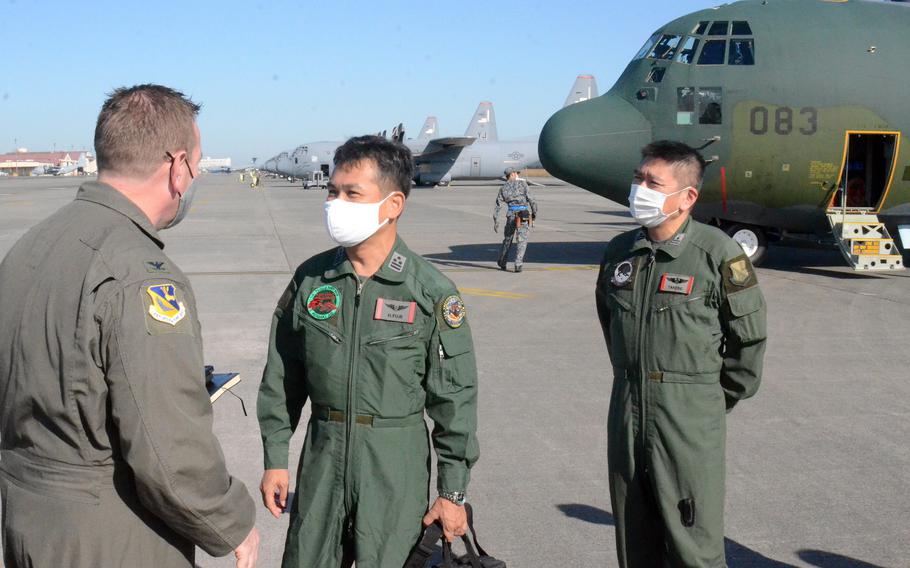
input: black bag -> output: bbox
[404,504,506,568]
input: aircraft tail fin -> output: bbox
[563,74,599,107]
[417,117,439,141]
[464,101,497,142]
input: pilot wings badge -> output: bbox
[146,284,187,326]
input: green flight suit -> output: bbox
[257,237,480,568]
[595,218,767,568]
[0,182,256,567]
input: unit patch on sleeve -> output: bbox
[146,284,187,325]
[374,298,416,323]
[722,254,758,293]
[659,273,694,295]
[307,285,340,320]
[439,295,466,328]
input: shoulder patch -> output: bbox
[722,254,758,293]
[146,283,187,326]
[307,285,341,320]
[438,294,466,328]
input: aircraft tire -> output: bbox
[726,223,768,266]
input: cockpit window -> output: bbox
[693,21,709,35]
[697,40,726,65]
[729,39,755,65]
[698,88,723,125]
[675,37,700,64]
[677,87,695,125]
[732,21,752,35]
[646,67,666,83]
[648,34,682,60]
[708,21,729,35]
[634,32,661,60]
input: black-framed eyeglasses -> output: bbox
[165,151,195,179]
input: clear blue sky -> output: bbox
[1,0,711,164]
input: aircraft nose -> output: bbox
[539,93,652,203]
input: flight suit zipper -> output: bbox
[637,250,656,472]
[344,275,365,518]
[366,329,420,346]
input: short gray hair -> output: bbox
[94,84,201,178]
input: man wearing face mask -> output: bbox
[0,85,259,568]
[595,141,767,567]
[257,135,479,568]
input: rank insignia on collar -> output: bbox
[440,295,466,328]
[389,251,407,273]
[611,260,634,287]
[669,233,686,246]
[147,284,187,326]
[307,285,340,320]
[145,260,168,273]
[374,298,416,323]
[659,273,694,295]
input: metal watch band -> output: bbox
[439,490,466,506]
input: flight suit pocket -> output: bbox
[436,329,476,393]
[726,287,765,343]
[297,316,346,398]
[362,327,425,411]
[605,292,636,370]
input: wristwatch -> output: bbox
[439,490,466,506]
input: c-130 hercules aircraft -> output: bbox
[539,0,910,270]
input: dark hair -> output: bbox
[94,84,201,178]
[333,135,414,197]
[640,140,706,188]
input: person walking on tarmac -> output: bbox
[257,135,479,568]
[596,141,767,567]
[0,84,259,568]
[493,167,537,272]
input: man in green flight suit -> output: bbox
[257,135,480,567]
[0,85,259,567]
[595,141,767,567]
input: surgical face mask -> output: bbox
[324,193,397,247]
[162,180,197,230]
[628,184,688,228]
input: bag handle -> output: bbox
[464,503,490,558]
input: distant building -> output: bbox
[199,156,231,173]
[0,149,96,176]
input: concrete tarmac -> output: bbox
[1,175,908,567]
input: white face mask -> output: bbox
[628,184,688,228]
[324,193,396,247]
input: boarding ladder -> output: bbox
[826,210,904,271]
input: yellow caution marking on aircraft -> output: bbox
[458,287,533,300]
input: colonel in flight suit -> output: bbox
[0,85,258,568]
[258,136,479,568]
[595,141,767,567]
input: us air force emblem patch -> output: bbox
[722,254,758,293]
[440,295,466,328]
[374,298,417,323]
[307,285,340,320]
[611,260,634,287]
[146,284,187,326]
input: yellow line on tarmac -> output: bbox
[458,287,533,300]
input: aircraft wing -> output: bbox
[417,136,476,158]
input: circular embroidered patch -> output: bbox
[307,285,340,320]
[441,295,466,328]
[611,260,633,287]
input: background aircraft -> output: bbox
[263,74,598,187]
[539,0,910,271]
